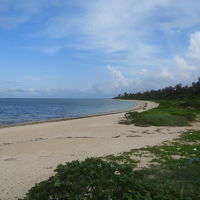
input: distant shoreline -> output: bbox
[0,99,146,129]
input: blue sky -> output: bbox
[0,0,200,98]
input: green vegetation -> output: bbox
[115,78,200,126]
[21,131,200,200]
[114,78,200,101]
[120,100,197,126]
[22,158,137,200]
[105,131,200,200]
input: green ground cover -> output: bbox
[21,131,200,200]
[119,99,198,126]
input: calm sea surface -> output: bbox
[0,98,133,126]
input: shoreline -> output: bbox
[0,100,145,129]
[2,100,185,200]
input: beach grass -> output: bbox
[119,99,197,126]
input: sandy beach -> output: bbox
[0,100,197,200]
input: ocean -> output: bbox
[0,98,133,126]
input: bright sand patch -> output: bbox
[0,100,197,200]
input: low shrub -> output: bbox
[22,158,140,200]
[22,132,200,200]
[120,100,196,126]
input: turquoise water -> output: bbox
[0,98,133,126]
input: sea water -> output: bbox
[0,98,133,126]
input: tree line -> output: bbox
[114,78,200,100]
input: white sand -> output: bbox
[0,100,196,200]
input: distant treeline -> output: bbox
[114,78,200,100]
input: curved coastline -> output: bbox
[0,100,146,129]
[0,100,165,200]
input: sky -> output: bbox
[0,0,200,98]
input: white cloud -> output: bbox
[107,65,129,88]
[77,0,171,58]
[100,39,199,95]
[174,56,196,70]
[174,56,194,79]
[139,66,173,80]
[159,67,174,79]
[2,0,200,61]
[36,0,200,69]
[189,32,200,60]
[36,0,169,61]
